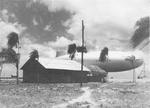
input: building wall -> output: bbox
[23,69,40,83]
[44,69,88,83]
[23,68,88,83]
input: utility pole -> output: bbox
[16,34,21,85]
[16,44,20,85]
[130,56,136,83]
[80,20,84,87]
[133,62,136,83]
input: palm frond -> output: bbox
[131,16,149,48]
[29,49,39,60]
[0,48,18,63]
[7,32,19,49]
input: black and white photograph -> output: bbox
[0,0,149,107]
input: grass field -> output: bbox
[0,80,150,108]
[0,81,83,108]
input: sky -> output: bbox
[0,0,149,76]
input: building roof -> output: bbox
[39,58,90,71]
[21,58,90,72]
[21,58,45,70]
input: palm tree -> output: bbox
[67,44,76,60]
[7,32,20,69]
[29,49,39,60]
[131,16,149,48]
[0,48,18,63]
[7,32,19,49]
[0,32,20,83]
[0,49,15,81]
[7,32,20,84]
[8,32,20,84]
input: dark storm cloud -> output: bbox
[0,0,75,43]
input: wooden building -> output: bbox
[21,58,89,83]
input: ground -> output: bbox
[0,80,150,108]
[92,82,150,108]
[0,81,83,108]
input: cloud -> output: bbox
[48,36,73,50]
[48,36,100,52]
[0,21,20,49]
[0,0,149,51]
[6,0,74,43]
[44,25,52,31]
[0,9,26,49]
[21,37,56,58]
[40,0,150,50]
[0,8,18,23]
[32,17,38,26]
[0,9,9,22]
[39,0,75,12]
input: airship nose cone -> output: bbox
[135,59,144,67]
[134,50,144,67]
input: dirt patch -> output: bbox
[53,87,96,108]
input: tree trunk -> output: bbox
[16,62,19,84]
[0,64,3,81]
